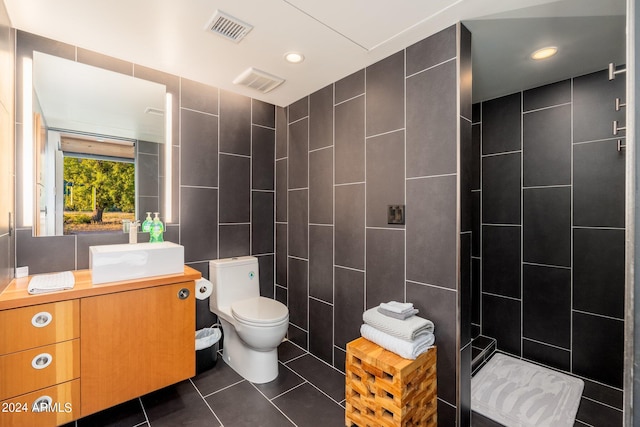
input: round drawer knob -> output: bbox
[32,395,52,413]
[178,288,190,300]
[31,353,53,370]
[31,312,52,328]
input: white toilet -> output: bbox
[209,256,289,383]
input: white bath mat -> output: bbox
[471,353,584,427]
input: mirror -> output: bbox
[31,52,167,236]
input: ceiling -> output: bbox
[3,0,626,106]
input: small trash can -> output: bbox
[195,327,222,374]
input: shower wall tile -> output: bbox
[276,159,287,222]
[181,187,218,263]
[288,257,308,330]
[405,25,456,76]
[252,125,275,191]
[288,97,308,123]
[482,225,520,298]
[471,258,481,325]
[335,69,364,104]
[523,79,571,112]
[522,339,570,372]
[309,225,333,303]
[482,93,521,155]
[181,109,218,188]
[288,118,309,189]
[482,294,521,356]
[276,224,287,287]
[365,51,405,137]
[366,229,404,308]
[276,106,288,159]
[523,104,571,186]
[482,153,521,225]
[522,264,571,349]
[308,299,333,364]
[406,176,457,288]
[573,139,625,228]
[219,90,251,156]
[334,267,364,349]
[471,123,481,190]
[257,254,274,298]
[309,85,333,151]
[309,147,333,225]
[288,189,308,259]
[460,233,472,347]
[181,78,219,115]
[366,130,405,228]
[252,99,275,128]
[334,184,365,270]
[219,154,250,223]
[406,60,457,177]
[471,192,480,257]
[573,228,625,319]
[218,224,250,258]
[251,192,274,255]
[335,97,365,184]
[523,187,571,267]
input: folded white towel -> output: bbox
[363,307,434,341]
[378,307,419,320]
[361,324,434,360]
[379,301,414,314]
[28,271,75,295]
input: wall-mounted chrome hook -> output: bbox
[613,120,626,135]
[615,98,626,111]
[609,63,627,80]
[617,140,626,152]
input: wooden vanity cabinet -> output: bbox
[80,281,195,416]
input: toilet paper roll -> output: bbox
[195,278,213,300]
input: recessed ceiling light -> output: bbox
[531,46,558,60]
[284,52,305,64]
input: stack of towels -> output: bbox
[360,301,435,360]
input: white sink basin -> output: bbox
[90,242,185,285]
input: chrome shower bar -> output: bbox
[616,97,627,111]
[613,120,627,136]
[609,62,627,80]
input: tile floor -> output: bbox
[63,340,347,427]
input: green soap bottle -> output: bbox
[150,212,164,243]
[142,212,153,233]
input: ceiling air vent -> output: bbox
[205,10,253,43]
[233,67,285,94]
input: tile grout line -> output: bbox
[138,397,150,426]
[248,382,299,427]
[188,378,225,426]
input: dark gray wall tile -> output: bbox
[276,285,287,305]
[288,118,309,189]
[482,293,521,356]
[406,176,457,288]
[287,324,308,350]
[138,197,160,224]
[257,254,274,298]
[472,103,481,123]
[335,70,364,104]
[366,229,404,308]
[138,140,159,155]
[406,25,456,76]
[482,93,521,155]
[335,96,365,184]
[407,282,457,405]
[471,192,480,257]
[334,184,365,270]
[138,152,159,197]
[482,225,521,298]
[309,147,333,224]
[366,130,404,228]
[181,78,219,115]
[334,267,364,349]
[573,69,625,143]
[366,51,404,137]
[252,125,275,190]
[523,105,571,186]
[252,192,274,255]
[574,228,625,319]
[288,189,308,259]
[575,394,623,427]
[309,85,333,150]
[523,79,571,112]
[276,159,287,222]
[309,225,333,303]
[523,187,571,267]
[582,378,623,410]
[77,232,128,269]
[471,258,481,325]
[276,106,287,159]
[460,118,473,233]
[574,140,625,228]
[460,343,472,427]
[219,90,251,155]
[219,154,250,223]
[276,224,287,287]
[219,224,250,258]
[179,187,217,262]
[482,153,521,225]
[522,339,570,372]
[406,60,457,177]
[289,97,308,123]
[308,299,333,364]
[523,264,571,348]
[333,347,346,373]
[181,109,218,188]
[288,257,308,329]
[460,233,471,346]
[252,99,275,128]
[471,124,481,190]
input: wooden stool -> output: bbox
[345,337,437,427]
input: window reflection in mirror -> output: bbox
[31,51,166,236]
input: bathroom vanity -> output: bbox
[0,266,200,427]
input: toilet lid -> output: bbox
[231,297,288,324]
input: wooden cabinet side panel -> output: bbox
[80,281,195,417]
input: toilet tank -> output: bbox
[209,256,260,309]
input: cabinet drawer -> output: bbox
[0,379,79,427]
[0,339,80,401]
[0,300,79,355]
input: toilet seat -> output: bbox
[231,297,288,326]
